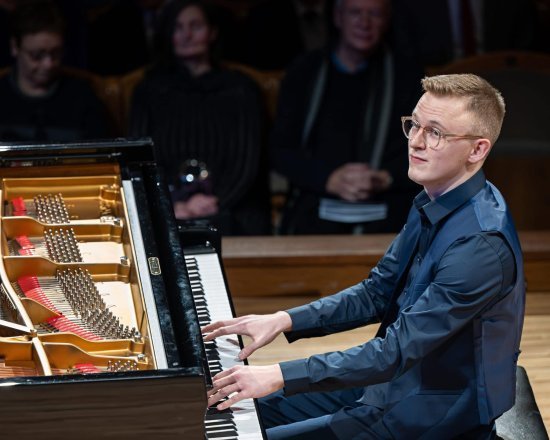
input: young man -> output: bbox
[0,0,108,142]
[203,73,525,439]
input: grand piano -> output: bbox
[0,138,265,439]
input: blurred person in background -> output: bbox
[0,0,108,142]
[270,0,423,235]
[130,0,271,236]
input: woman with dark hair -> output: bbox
[129,0,271,236]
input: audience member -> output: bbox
[0,0,109,143]
[129,0,271,236]
[203,73,525,440]
[242,0,335,71]
[270,0,423,235]
[391,0,539,69]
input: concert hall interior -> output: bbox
[0,0,549,438]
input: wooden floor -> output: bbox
[233,292,550,432]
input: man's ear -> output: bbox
[468,138,492,164]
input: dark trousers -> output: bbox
[258,387,385,439]
[258,388,497,439]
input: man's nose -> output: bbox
[40,57,55,69]
[357,11,372,27]
[409,128,426,149]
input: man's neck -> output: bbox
[424,168,481,200]
[16,75,53,98]
[181,57,212,78]
[334,43,370,73]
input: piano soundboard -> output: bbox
[0,139,265,439]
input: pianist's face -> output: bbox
[172,5,217,61]
[407,92,489,199]
[11,31,63,92]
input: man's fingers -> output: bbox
[211,368,233,387]
[201,320,226,334]
[208,383,241,406]
[202,316,249,337]
[238,341,259,360]
[217,390,246,411]
[202,322,242,341]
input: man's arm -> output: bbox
[283,229,404,342]
[281,233,516,396]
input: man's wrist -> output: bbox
[275,311,293,333]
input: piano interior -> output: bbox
[0,141,210,438]
[0,171,158,375]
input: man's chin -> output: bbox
[408,168,423,186]
[33,75,57,87]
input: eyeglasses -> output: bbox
[401,116,482,150]
[20,47,63,63]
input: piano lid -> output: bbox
[0,137,156,168]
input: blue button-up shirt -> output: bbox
[280,170,516,396]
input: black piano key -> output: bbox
[206,351,220,361]
[205,431,238,439]
[205,418,236,426]
[205,409,234,420]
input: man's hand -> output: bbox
[202,311,292,360]
[173,193,219,219]
[326,163,392,202]
[207,364,284,410]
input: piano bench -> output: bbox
[495,366,548,440]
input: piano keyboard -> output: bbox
[185,252,266,440]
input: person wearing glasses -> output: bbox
[270,0,423,235]
[0,0,108,142]
[203,73,525,439]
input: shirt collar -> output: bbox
[413,170,486,225]
[330,51,369,73]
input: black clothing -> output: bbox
[270,47,423,234]
[129,65,271,236]
[0,72,108,142]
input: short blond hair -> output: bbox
[421,74,506,144]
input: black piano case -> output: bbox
[0,138,208,438]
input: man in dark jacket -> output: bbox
[270,0,423,234]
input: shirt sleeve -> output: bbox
[280,232,516,395]
[283,228,406,342]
